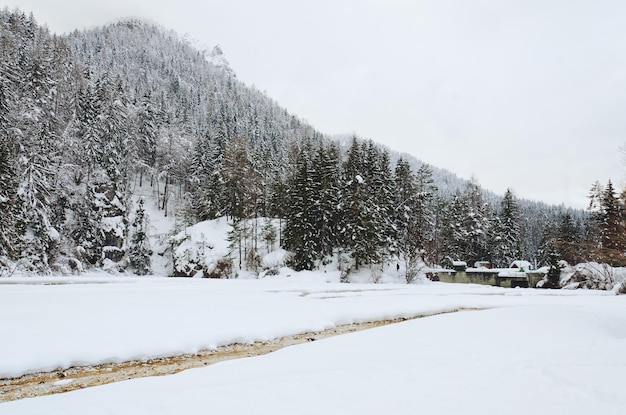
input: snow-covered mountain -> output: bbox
[0,9,590,277]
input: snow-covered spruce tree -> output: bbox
[9,21,65,271]
[221,135,266,261]
[81,75,131,266]
[78,83,104,182]
[221,136,254,220]
[413,164,437,265]
[395,163,438,282]
[367,144,397,264]
[190,131,225,221]
[516,202,560,267]
[428,196,448,267]
[439,191,469,265]
[0,142,22,261]
[133,92,159,187]
[586,180,626,266]
[585,180,605,258]
[282,145,318,271]
[395,157,425,277]
[489,188,521,268]
[17,145,59,270]
[339,138,371,270]
[461,178,491,265]
[555,212,583,265]
[128,197,151,275]
[335,139,397,271]
[227,217,246,272]
[0,74,25,263]
[600,181,626,264]
[261,218,277,252]
[253,144,281,219]
[97,75,131,186]
[394,158,415,242]
[309,141,341,258]
[543,242,562,288]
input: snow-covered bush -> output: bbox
[561,262,617,290]
[0,257,16,277]
[170,219,232,278]
[68,257,83,274]
[259,249,289,277]
[170,234,215,277]
[206,257,234,279]
[102,257,128,273]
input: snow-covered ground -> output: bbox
[1,273,625,414]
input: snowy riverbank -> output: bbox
[1,274,625,414]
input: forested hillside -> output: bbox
[2,9,622,278]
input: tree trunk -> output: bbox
[162,176,169,216]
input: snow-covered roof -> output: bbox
[452,261,467,266]
[466,268,499,274]
[498,269,527,278]
[510,260,532,270]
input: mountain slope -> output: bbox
[0,10,584,276]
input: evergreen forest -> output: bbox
[1,9,624,277]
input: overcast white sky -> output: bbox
[6,0,626,208]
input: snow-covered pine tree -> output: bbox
[489,188,521,267]
[394,158,415,235]
[128,197,151,275]
[461,178,491,265]
[0,73,24,262]
[439,191,468,265]
[555,212,582,265]
[190,131,225,221]
[584,180,625,265]
[133,92,159,187]
[599,181,626,265]
[227,217,245,271]
[96,74,129,186]
[282,147,318,271]
[11,21,63,270]
[413,163,437,264]
[261,218,277,252]
[585,180,604,255]
[311,141,341,258]
[392,162,438,281]
[221,136,254,220]
[339,138,371,270]
[369,145,397,263]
